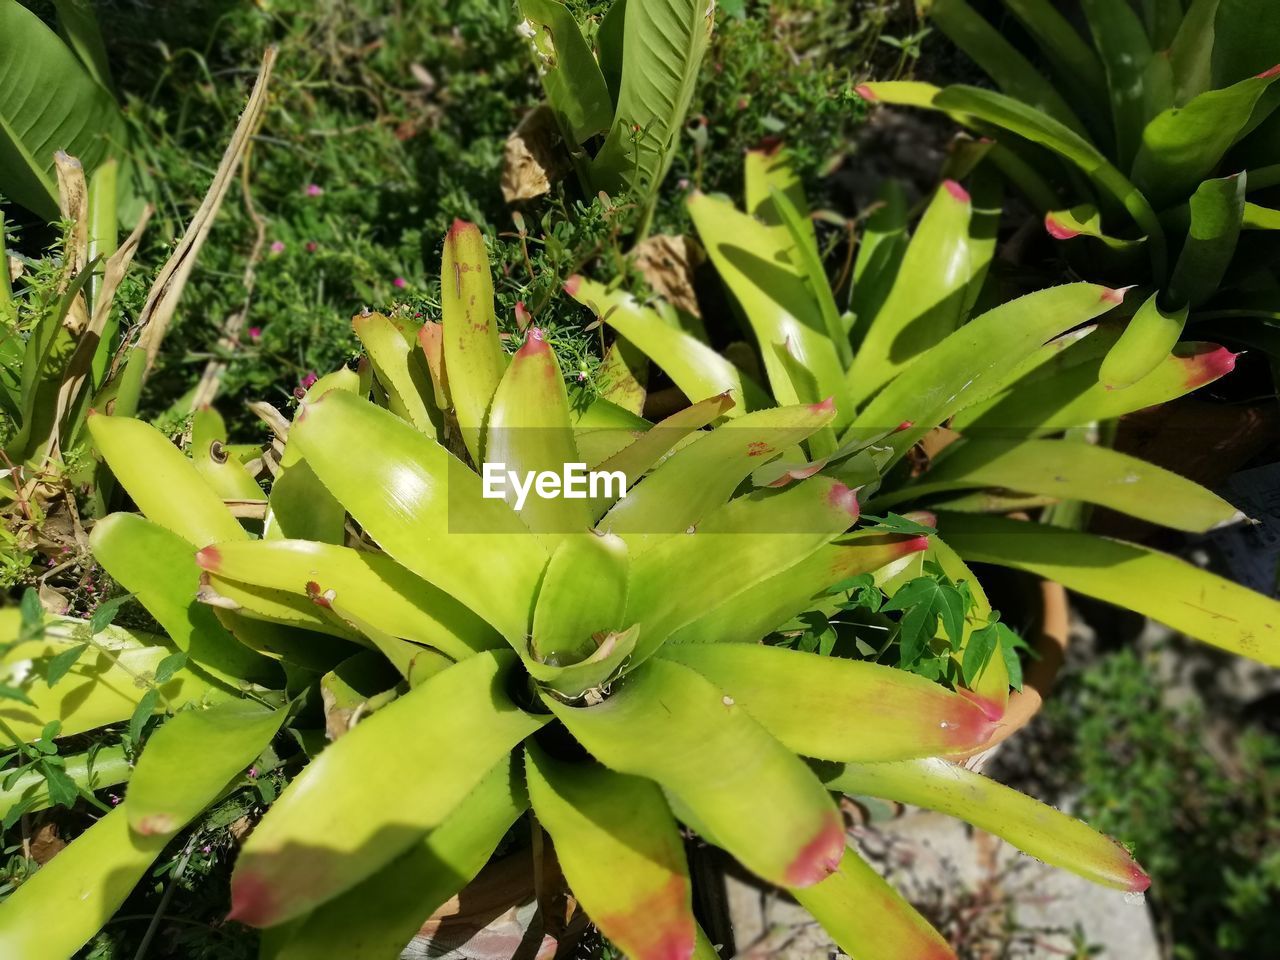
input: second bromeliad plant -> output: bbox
[5,208,1257,958]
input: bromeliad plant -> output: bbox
[859,0,1280,383]
[516,0,712,231]
[0,221,1157,960]
[567,148,1280,675]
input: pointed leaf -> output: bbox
[532,531,629,663]
[229,650,546,927]
[544,658,845,889]
[1165,173,1246,310]
[353,310,436,433]
[823,758,1150,891]
[1099,291,1190,389]
[517,0,613,142]
[939,512,1280,665]
[850,179,909,341]
[526,746,695,960]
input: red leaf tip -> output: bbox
[194,546,221,572]
[563,275,582,297]
[1184,344,1238,387]
[854,84,878,102]
[1101,285,1134,305]
[1256,64,1280,79]
[784,813,846,887]
[809,396,836,415]
[519,325,550,356]
[895,419,914,432]
[827,482,861,520]
[133,813,175,836]
[903,534,931,554]
[1127,862,1152,893]
[943,179,970,203]
[1044,213,1080,240]
[227,871,277,927]
[447,218,477,240]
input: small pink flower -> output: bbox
[305,183,323,197]
[392,277,407,289]
[201,844,212,854]
[300,372,318,390]
[270,240,286,254]
[677,178,690,190]
[305,241,318,253]
[248,766,259,779]
[108,793,120,805]
[247,327,262,341]
[576,372,586,382]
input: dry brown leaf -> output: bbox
[29,821,66,864]
[501,106,564,203]
[630,234,704,317]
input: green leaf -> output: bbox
[847,179,976,406]
[18,588,43,642]
[531,532,628,664]
[961,620,1000,688]
[1079,0,1153,169]
[265,758,528,960]
[90,512,279,687]
[525,746,695,960]
[849,283,1124,463]
[441,220,506,464]
[792,842,955,960]
[353,311,436,433]
[290,388,546,644]
[1170,0,1220,103]
[661,643,999,762]
[850,179,909,341]
[688,190,850,424]
[862,512,937,536]
[997,0,1109,128]
[0,0,126,221]
[0,683,34,707]
[88,593,131,635]
[998,623,1027,691]
[1166,173,1246,309]
[543,657,845,889]
[229,650,546,927]
[0,806,167,958]
[569,275,766,414]
[822,758,1150,892]
[128,688,158,742]
[194,539,500,661]
[152,651,187,685]
[127,701,285,837]
[1043,203,1146,253]
[875,437,1238,532]
[939,512,1280,665]
[590,0,712,201]
[1098,291,1190,390]
[485,327,592,535]
[87,414,247,547]
[0,745,129,821]
[1211,0,1280,87]
[1132,69,1280,207]
[44,642,87,687]
[883,574,967,665]
[517,0,613,143]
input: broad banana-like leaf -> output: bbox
[851,179,909,340]
[665,532,929,646]
[194,539,500,661]
[531,532,628,663]
[793,842,956,960]
[876,437,1237,532]
[229,651,546,927]
[848,180,975,406]
[823,758,1150,891]
[485,327,591,535]
[568,275,764,413]
[1079,0,1152,169]
[1133,68,1280,207]
[661,644,999,761]
[939,512,1280,665]
[526,746,695,960]
[266,757,528,960]
[289,389,545,643]
[954,341,1237,432]
[850,283,1123,460]
[517,0,612,143]
[0,0,126,221]
[624,476,861,660]
[0,743,129,820]
[441,220,506,463]
[590,0,712,199]
[127,700,285,837]
[90,513,279,687]
[0,806,167,958]
[601,400,837,539]
[688,191,850,424]
[354,311,436,433]
[0,622,225,742]
[1165,173,1246,309]
[88,413,246,546]
[588,391,734,517]
[927,0,1085,133]
[544,657,845,889]
[1099,291,1189,389]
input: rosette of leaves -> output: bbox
[567,148,1280,677]
[0,222,1156,960]
[515,0,712,230]
[859,0,1280,384]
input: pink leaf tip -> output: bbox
[227,871,277,928]
[809,396,836,415]
[194,546,221,572]
[943,179,970,203]
[827,482,861,520]
[447,218,477,240]
[1044,214,1080,240]
[895,420,914,432]
[1100,285,1134,305]
[1127,862,1152,893]
[854,84,877,102]
[563,275,582,297]
[1256,64,1280,79]
[784,812,846,887]
[519,325,550,355]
